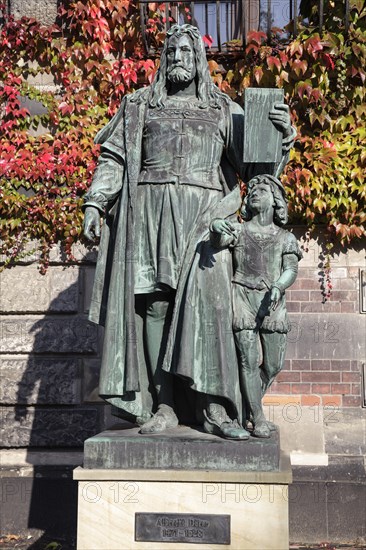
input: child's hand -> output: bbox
[269,286,281,311]
[211,219,236,236]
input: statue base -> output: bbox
[83,423,280,471]
[74,424,292,549]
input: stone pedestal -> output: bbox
[74,425,292,549]
[83,424,280,471]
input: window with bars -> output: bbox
[139,0,352,53]
[1,0,353,51]
[139,0,261,52]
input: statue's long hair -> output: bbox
[241,175,289,226]
[135,24,230,109]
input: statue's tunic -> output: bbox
[135,100,226,293]
[210,223,302,333]
[231,226,302,333]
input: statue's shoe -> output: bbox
[266,420,277,432]
[252,421,271,438]
[139,408,178,434]
[203,419,250,440]
[246,417,277,432]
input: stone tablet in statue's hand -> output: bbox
[84,206,101,242]
[211,219,236,236]
[269,103,292,138]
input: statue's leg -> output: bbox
[139,291,178,434]
[259,331,287,395]
[235,328,270,438]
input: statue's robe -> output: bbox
[85,87,293,424]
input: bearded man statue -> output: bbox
[83,24,296,439]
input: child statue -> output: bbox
[210,174,302,438]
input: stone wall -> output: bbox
[8,0,58,26]
[0,244,110,451]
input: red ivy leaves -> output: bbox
[202,34,213,48]
[0,0,158,267]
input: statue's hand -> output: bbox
[211,219,236,236]
[269,286,281,311]
[269,103,292,138]
[84,206,101,242]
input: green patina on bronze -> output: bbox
[83,24,298,440]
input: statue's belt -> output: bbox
[232,274,273,291]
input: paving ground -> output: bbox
[1,535,365,550]
[0,535,74,550]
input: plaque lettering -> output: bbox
[135,513,230,544]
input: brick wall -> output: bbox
[264,229,365,412]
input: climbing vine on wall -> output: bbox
[0,0,365,270]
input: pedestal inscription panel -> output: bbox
[135,513,230,544]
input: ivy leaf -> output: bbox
[253,66,263,85]
[305,35,323,54]
[39,152,55,164]
[292,59,308,77]
[289,40,303,56]
[296,80,312,98]
[208,60,219,72]
[202,34,213,48]
[247,30,267,46]
[267,56,281,72]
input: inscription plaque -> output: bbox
[135,513,231,544]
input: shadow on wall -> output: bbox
[7,252,103,548]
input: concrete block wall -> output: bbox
[0,245,109,452]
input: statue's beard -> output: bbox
[167,66,195,84]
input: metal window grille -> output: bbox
[138,0,353,53]
[139,0,253,52]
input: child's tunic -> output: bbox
[211,223,302,333]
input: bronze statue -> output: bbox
[210,175,302,438]
[83,24,296,438]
